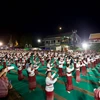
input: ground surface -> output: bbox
[3,63,100,100]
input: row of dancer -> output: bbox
[0,50,100,100]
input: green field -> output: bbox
[3,63,100,100]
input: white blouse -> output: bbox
[66,66,74,76]
[27,67,35,76]
[45,73,57,92]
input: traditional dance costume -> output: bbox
[87,57,91,69]
[66,65,74,92]
[15,57,18,66]
[74,59,77,68]
[17,63,24,81]
[45,73,57,100]
[27,67,36,90]
[58,64,63,76]
[47,62,52,72]
[81,60,87,75]
[58,58,64,76]
[22,59,26,69]
[76,62,81,82]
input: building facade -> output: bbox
[89,33,100,43]
[41,31,81,51]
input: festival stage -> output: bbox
[1,63,100,100]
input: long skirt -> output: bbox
[82,66,87,75]
[20,58,22,62]
[94,61,96,68]
[92,62,94,69]
[94,89,100,100]
[96,59,98,65]
[74,63,76,68]
[41,61,44,66]
[66,76,73,91]
[88,64,91,68]
[23,65,25,69]
[18,70,24,81]
[3,62,6,68]
[76,70,81,82]
[46,91,54,100]
[28,75,36,90]
[58,68,63,76]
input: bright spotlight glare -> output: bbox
[82,43,88,50]
[0,42,3,46]
[37,39,41,43]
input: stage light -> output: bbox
[82,42,88,50]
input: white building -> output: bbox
[41,31,81,51]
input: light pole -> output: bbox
[37,39,41,47]
[37,39,41,43]
[58,26,63,51]
[59,27,62,30]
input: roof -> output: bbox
[44,32,72,39]
[89,33,100,40]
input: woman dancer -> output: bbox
[66,62,74,93]
[17,61,24,81]
[27,63,36,91]
[76,59,81,83]
[81,58,87,76]
[58,57,64,76]
[45,71,58,100]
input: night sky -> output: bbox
[0,1,100,45]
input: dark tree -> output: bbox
[19,34,33,47]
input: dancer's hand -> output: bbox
[57,76,59,79]
[54,71,57,74]
[52,63,53,65]
[94,88,96,91]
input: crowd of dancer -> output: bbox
[0,50,100,100]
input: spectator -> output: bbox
[0,67,12,99]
